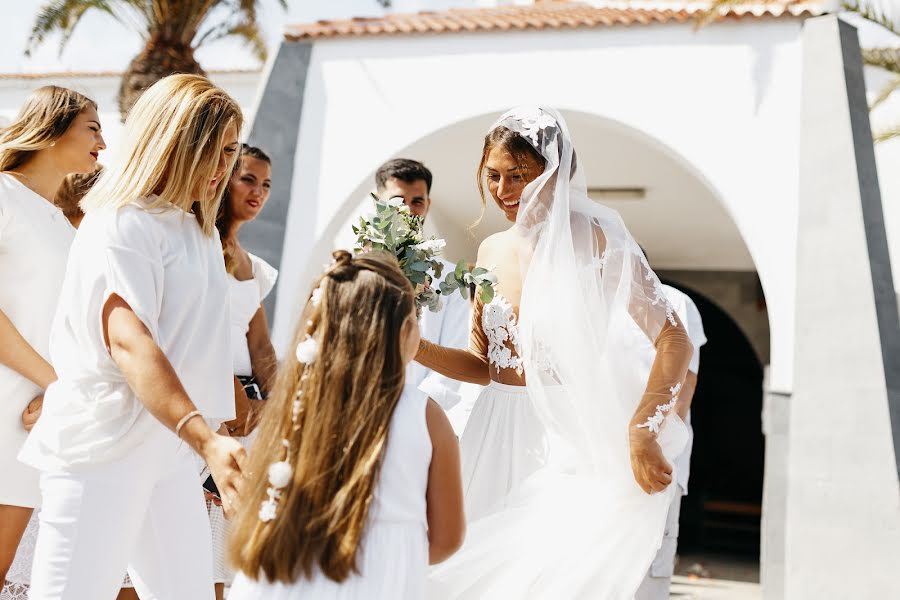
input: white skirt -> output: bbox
[429,384,687,599]
[458,381,548,521]
[228,521,428,600]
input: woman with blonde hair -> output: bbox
[228,250,465,600]
[0,85,105,592]
[19,74,245,600]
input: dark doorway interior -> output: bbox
[664,282,765,559]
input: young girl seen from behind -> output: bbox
[228,250,465,600]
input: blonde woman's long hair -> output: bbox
[0,86,97,172]
[229,250,415,584]
[80,74,242,235]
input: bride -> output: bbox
[416,107,693,598]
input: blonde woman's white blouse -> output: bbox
[20,198,234,471]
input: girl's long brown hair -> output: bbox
[229,250,415,584]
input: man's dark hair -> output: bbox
[375,158,433,193]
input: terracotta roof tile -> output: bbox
[285,1,827,41]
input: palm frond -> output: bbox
[27,0,116,56]
[871,76,900,109]
[27,0,152,56]
[196,18,266,61]
[843,1,900,36]
[864,47,900,75]
[874,124,900,143]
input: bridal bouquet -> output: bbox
[353,194,497,313]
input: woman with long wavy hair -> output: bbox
[0,85,105,595]
[228,250,465,600]
[18,74,245,600]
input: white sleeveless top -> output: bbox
[229,253,278,377]
[228,383,432,600]
[370,383,432,524]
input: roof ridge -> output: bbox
[285,1,829,41]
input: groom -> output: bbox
[375,159,470,411]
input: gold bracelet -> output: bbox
[175,410,202,438]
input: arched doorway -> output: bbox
[671,284,765,546]
[663,279,768,580]
[279,109,774,580]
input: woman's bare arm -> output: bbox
[103,294,246,513]
[0,308,55,389]
[246,305,277,392]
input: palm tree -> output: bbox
[26,1,287,121]
[697,0,900,142]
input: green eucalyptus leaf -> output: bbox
[480,284,495,304]
[455,259,467,279]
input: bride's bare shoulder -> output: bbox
[476,231,506,263]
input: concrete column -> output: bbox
[241,40,313,320]
[790,15,900,597]
[760,377,789,600]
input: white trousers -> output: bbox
[635,489,683,600]
[28,424,214,600]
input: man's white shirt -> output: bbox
[406,257,471,410]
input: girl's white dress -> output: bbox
[228,383,432,599]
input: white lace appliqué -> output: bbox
[638,253,677,327]
[503,106,558,148]
[636,382,682,434]
[482,296,524,375]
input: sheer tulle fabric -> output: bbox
[428,108,688,598]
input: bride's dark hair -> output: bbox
[474,126,545,227]
[474,123,579,229]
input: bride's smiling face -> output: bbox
[485,146,544,223]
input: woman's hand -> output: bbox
[200,434,246,518]
[21,393,44,432]
[628,427,673,494]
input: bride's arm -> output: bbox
[416,297,491,385]
[627,273,694,494]
[591,222,693,493]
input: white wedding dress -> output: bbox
[420,108,691,599]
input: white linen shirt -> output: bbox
[407,257,471,410]
[20,198,234,471]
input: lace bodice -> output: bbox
[482,296,524,376]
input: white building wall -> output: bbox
[276,19,805,392]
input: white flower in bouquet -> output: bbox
[413,239,446,254]
[353,194,498,312]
